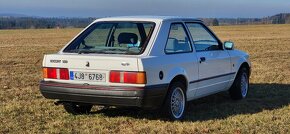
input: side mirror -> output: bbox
[224,41,234,50]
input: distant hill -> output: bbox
[203,13,290,26]
[0,13,289,29]
[267,13,290,24]
[0,17,96,29]
[0,13,29,17]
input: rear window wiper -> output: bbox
[103,48,126,51]
[102,48,137,54]
[74,48,138,55]
[78,49,106,54]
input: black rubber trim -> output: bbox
[189,72,236,84]
[39,81,169,109]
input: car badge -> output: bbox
[121,62,130,66]
[86,61,90,67]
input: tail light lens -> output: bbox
[43,68,48,78]
[59,68,69,80]
[110,71,146,84]
[43,68,57,79]
[43,67,69,80]
[109,71,121,83]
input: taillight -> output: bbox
[59,68,69,80]
[43,68,48,78]
[109,71,121,83]
[109,71,146,84]
[45,68,57,79]
[43,67,69,80]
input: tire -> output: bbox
[163,82,186,120]
[63,102,93,115]
[229,67,249,100]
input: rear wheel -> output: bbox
[163,82,186,120]
[229,67,249,100]
[63,102,93,115]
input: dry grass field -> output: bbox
[0,24,289,133]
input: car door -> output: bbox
[186,22,232,98]
[163,23,199,101]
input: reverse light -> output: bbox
[109,71,146,84]
[43,67,69,80]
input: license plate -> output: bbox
[70,71,106,82]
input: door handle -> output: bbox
[199,57,206,63]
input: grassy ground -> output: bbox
[0,24,289,133]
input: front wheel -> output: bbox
[229,67,249,100]
[163,82,186,120]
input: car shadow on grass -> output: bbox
[90,83,290,122]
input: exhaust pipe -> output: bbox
[54,101,65,106]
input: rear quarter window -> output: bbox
[164,23,192,54]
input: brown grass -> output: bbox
[0,24,289,133]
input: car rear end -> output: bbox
[39,18,167,109]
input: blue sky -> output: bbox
[0,0,289,18]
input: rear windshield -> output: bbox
[63,21,155,55]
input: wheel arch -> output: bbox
[169,75,188,92]
[238,62,251,77]
[165,67,189,92]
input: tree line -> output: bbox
[0,13,289,29]
[0,17,95,29]
[202,13,290,26]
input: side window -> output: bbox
[186,23,220,51]
[165,23,192,54]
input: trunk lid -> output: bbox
[43,54,140,85]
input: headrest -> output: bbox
[118,32,138,44]
[166,38,178,49]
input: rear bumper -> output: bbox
[39,81,168,109]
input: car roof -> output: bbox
[94,16,202,23]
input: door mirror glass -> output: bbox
[224,41,234,50]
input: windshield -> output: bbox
[63,21,156,55]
